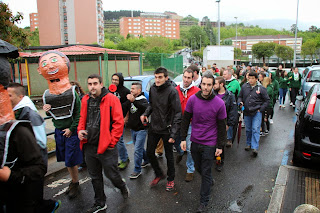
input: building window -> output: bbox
[129,27,132,29]
[173,24,175,26]
[129,23,131,25]
[129,19,131,21]
[157,20,160,22]
[129,30,132,33]
[173,35,176,37]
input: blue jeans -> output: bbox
[175,125,195,173]
[279,88,288,105]
[244,111,262,150]
[191,142,216,206]
[131,129,148,173]
[117,127,128,162]
[227,126,233,141]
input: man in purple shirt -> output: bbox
[180,71,227,213]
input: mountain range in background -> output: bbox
[225,19,314,31]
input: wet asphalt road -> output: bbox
[44,101,300,213]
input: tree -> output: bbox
[252,42,276,66]
[291,24,298,34]
[223,39,232,45]
[275,45,294,67]
[0,3,30,48]
[301,39,317,65]
[234,48,242,59]
[309,25,319,33]
[186,26,208,50]
[182,15,199,23]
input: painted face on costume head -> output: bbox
[38,52,69,82]
[0,85,15,125]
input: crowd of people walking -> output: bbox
[0,47,302,213]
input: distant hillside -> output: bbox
[103,10,143,20]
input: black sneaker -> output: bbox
[141,162,149,168]
[121,185,130,199]
[196,203,207,213]
[244,145,251,151]
[86,204,107,213]
[252,149,258,157]
[265,130,269,135]
[129,172,141,179]
[67,182,80,199]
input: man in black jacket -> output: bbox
[126,82,149,179]
[111,73,130,170]
[213,76,238,171]
[238,71,269,157]
[140,67,182,192]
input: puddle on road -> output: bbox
[228,185,254,212]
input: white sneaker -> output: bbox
[290,102,293,106]
[282,105,286,108]
[269,119,273,124]
[293,105,296,108]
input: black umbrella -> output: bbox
[0,39,19,59]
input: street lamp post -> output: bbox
[234,16,238,66]
[293,0,300,67]
[200,35,202,52]
[216,0,221,46]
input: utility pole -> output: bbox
[293,0,299,67]
[216,0,221,46]
[234,16,238,66]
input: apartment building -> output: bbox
[120,17,180,39]
[37,0,104,46]
[29,13,39,32]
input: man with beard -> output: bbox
[175,69,200,182]
[181,71,227,212]
[78,74,129,213]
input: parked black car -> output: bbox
[293,84,320,165]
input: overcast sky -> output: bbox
[3,0,320,31]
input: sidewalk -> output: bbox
[268,165,320,213]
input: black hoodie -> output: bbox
[127,92,149,131]
[111,73,130,117]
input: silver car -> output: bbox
[301,66,320,97]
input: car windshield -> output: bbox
[307,70,320,82]
[123,80,141,90]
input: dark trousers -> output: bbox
[1,179,55,213]
[191,142,216,206]
[146,130,175,181]
[84,144,126,206]
[290,88,300,105]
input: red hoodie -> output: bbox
[78,93,124,154]
[175,85,200,114]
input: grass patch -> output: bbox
[47,138,56,152]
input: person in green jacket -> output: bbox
[261,77,274,136]
[223,69,241,98]
[269,72,279,124]
[278,70,289,108]
[288,67,302,108]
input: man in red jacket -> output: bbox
[78,74,129,213]
[175,69,200,182]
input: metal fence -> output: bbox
[10,50,183,97]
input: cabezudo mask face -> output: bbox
[0,85,14,126]
[38,51,71,95]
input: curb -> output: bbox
[267,165,289,213]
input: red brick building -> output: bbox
[29,13,39,32]
[120,17,180,39]
[229,35,302,54]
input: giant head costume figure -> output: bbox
[38,51,76,120]
[37,50,71,95]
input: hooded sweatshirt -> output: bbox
[226,76,241,97]
[111,73,131,117]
